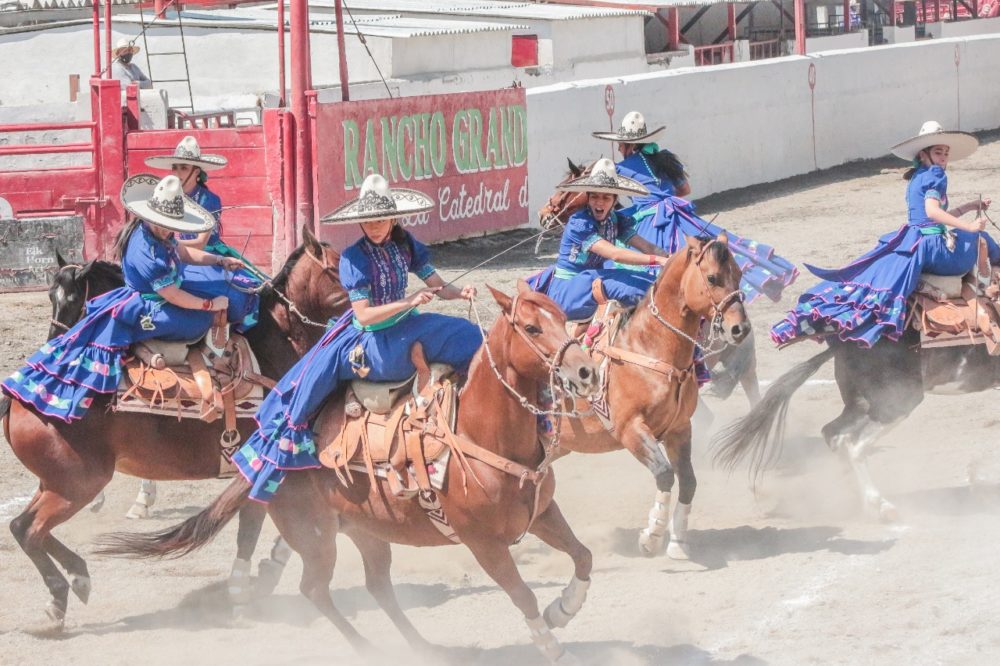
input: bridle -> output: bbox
[647,239,744,355]
[255,245,341,330]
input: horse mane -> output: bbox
[86,260,124,283]
[702,236,733,265]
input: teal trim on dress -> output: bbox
[352,309,415,332]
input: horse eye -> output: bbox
[524,324,542,336]
[707,275,720,287]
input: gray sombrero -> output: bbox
[890,120,978,162]
[321,173,434,225]
[121,174,217,234]
[556,158,649,197]
[145,136,228,172]
[592,111,666,144]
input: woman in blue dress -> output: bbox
[593,111,798,303]
[530,158,669,322]
[145,135,262,331]
[2,174,239,422]
[772,121,998,348]
[233,174,481,502]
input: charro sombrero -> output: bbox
[890,120,978,162]
[145,136,228,172]
[121,174,216,234]
[592,111,666,144]
[113,37,140,58]
[556,158,649,197]
[321,173,434,225]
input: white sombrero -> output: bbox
[113,37,140,58]
[121,174,217,234]
[556,158,649,197]
[145,136,229,172]
[890,120,978,162]
[592,111,666,144]
[321,173,434,225]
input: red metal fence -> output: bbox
[750,39,783,60]
[694,43,735,66]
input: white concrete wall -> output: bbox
[883,26,916,44]
[525,34,1000,222]
[928,16,1000,38]
[390,32,510,78]
[802,30,869,53]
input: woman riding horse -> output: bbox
[529,158,669,321]
[772,121,998,347]
[594,111,798,303]
[2,175,243,422]
[146,136,263,331]
[233,174,481,502]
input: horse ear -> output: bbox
[684,235,702,256]
[516,278,532,295]
[77,259,96,279]
[55,250,67,268]
[567,157,582,178]
[302,225,322,256]
[716,232,729,246]
[487,284,513,315]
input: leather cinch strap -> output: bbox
[186,347,219,422]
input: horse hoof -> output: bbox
[125,503,149,520]
[254,558,286,597]
[879,502,900,523]
[637,529,665,557]
[71,575,91,605]
[24,605,65,638]
[543,599,574,630]
[666,539,690,561]
[88,492,106,513]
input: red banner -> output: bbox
[312,88,528,248]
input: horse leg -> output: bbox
[255,536,293,598]
[225,501,268,611]
[663,430,695,561]
[843,416,903,522]
[619,421,675,557]
[267,481,373,655]
[43,535,92,605]
[125,479,157,520]
[527,500,593,631]
[344,529,433,651]
[464,536,577,663]
[10,488,96,635]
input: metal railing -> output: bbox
[749,38,783,60]
[0,121,97,159]
[694,43,735,66]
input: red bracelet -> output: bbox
[647,254,658,266]
[201,298,213,311]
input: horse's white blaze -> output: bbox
[54,286,65,304]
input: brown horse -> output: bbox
[1,228,348,635]
[538,158,762,407]
[552,237,750,560]
[99,281,600,662]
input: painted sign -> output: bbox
[313,88,528,247]
[0,216,85,292]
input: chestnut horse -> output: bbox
[552,237,750,559]
[538,158,762,406]
[99,282,600,662]
[1,228,348,635]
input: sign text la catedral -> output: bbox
[313,88,529,246]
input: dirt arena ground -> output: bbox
[2,137,1000,665]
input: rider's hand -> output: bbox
[981,197,992,211]
[970,216,987,233]
[220,257,245,272]
[408,287,439,307]
[460,284,477,300]
[212,296,230,312]
[654,255,670,268]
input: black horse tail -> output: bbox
[96,477,250,559]
[711,347,834,482]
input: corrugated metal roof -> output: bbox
[304,0,650,20]
[112,9,528,38]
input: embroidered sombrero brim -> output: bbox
[320,188,434,225]
[557,172,649,198]
[113,45,140,56]
[890,131,978,162]
[591,125,666,143]
[121,174,217,234]
[145,153,229,171]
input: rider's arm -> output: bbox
[176,231,212,250]
[589,238,668,268]
[628,235,669,258]
[351,291,437,327]
[674,180,692,198]
[157,284,227,311]
[925,198,985,233]
[422,271,475,301]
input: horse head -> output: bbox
[672,235,750,346]
[48,254,123,340]
[486,279,598,398]
[265,225,350,355]
[537,158,592,234]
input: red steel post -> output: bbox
[335,0,350,101]
[104,0,112,76]
[289,0,314,236]
[794,0,806,54]
[92,0,101,76]
[727,3,737,41]
[278,0,286,106]
[667,7,680,50]
[843,0,851,31]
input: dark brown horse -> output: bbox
[99,282,600,662]
[538,158,762,407]
[550,237,750,560]
[1,228,348,635]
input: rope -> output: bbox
[342,0,393,99]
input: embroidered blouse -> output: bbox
[554,209,638,276]
[122,223,182,295]
[340,231,436,306]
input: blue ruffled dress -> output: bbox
[616,150,798,303]
[233,230,482,502]
[177,184,262,331]
[1,224,216,422]
[531,208,656,321]
[772,165,1000,347]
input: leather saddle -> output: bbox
[316,361,459,498]
[115,329,271,440]
[910,237,1000,354]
